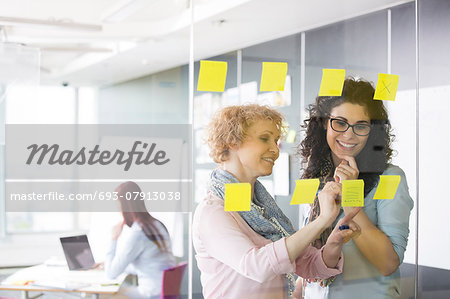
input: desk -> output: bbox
[0,264,127,299]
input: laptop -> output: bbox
[60,234,96,270]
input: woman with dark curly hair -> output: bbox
[298,78,414,299]
[193,104,361,299]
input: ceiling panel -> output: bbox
[0,0,412,86]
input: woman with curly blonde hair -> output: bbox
[193,104,361,299]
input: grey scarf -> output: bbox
[208,167,296,298]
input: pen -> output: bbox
[339,225,349,230]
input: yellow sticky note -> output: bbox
[374,73,399,101]
[224,183,251,211]
[286,130,296,143]
[342,180,364,207]
[260,62,288,91]
[373,175,401,199]
[290,179,320,205]
[318,69,346,96]
[197,60,228,92]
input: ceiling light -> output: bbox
[38,46,113,53]
[0,16,101,31]
[101,0,154,23]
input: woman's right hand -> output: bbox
[285,182,342,264]
[317,181,342,226]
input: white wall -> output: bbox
[388,85,450,271]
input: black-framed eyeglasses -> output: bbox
[329,117,372,136]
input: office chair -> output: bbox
[161,262,187,299]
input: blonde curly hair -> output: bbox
[206,104,285,163]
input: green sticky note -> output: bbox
[374,73,399,101]
[342,179,364,207]
[260,62,288,91]
[290,179,320,205]
[373,175,401,200]
[197,60,228,92]
[224,183,251,211]
[286,130,296,143]
[318,69,346,96]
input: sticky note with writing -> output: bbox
[318,69,346,96]
[224,183,251,211]
[374,73,399,101]
[197,60,228,92]
[342,179,364,207]
[290,179,320,205]
[260,62,288,91]
[373,175,401,199]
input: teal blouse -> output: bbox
[304,164,414,299]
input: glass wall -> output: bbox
[417,0,450,297]
[304,5,416,298]
[190,0,431,298]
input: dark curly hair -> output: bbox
[299,77,394,196]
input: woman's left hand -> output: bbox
[92,262,104,270]
[334,155,359,183]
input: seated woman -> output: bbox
[105,181,176,299]
[299,78,414,298]
[193,104,361,299]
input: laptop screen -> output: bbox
[60,235,95,270]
